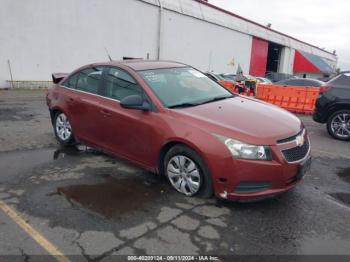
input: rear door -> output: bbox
[61,67,106,147]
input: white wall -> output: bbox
[279,47,295,74]
[0,0,159,87]
[160,9,252,74]
[142,0,336,61]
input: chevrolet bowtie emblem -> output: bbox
[296,135,305,147]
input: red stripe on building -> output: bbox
[293,50,321,73]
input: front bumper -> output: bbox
[211,142,312,201]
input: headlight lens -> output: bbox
[214,134,271,160]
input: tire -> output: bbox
[53,111,75,146]
[163,145,213,198]
[327,110,350,141]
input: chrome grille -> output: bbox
[282,138,310,162]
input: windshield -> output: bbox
[139,67,234,108]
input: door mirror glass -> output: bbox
[120,95,151,111]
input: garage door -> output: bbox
[249,37,268,77]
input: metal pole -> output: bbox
[157,0,163,60]
[7,59,14,89]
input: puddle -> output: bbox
[0,107,34,121]
[329,193,350,207]
[57,175,169,218]
[53,145,100,160]
[337,167,350,183]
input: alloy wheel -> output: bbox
[331,113,350,139]
[55,113,72,141]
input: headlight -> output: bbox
[214,134,271,160]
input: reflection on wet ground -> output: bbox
[53,145,101,160]
[57,175,170,218]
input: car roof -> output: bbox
[281,78,322,82]
[93,60,188,71]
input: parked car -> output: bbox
[204,72,240,94]
[256,77,272,84]
[220,73,236,81]
[276,78,325,87]
[313,71,350,141]
[48,60,311,201]
[221,74,256,83]
[265,72,297,83]
[204,72,225,82]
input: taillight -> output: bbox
[319,85,333,94]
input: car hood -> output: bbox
[169,96,302,145]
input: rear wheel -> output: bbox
[164,145,213,198]
[327,110,350,141]
[54,112,75,146]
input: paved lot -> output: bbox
[0,90,350,260]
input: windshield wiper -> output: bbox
[168,102,200,109]
[197,95,234,105]
[168,95,234,109]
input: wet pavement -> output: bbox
[0,90,350,260]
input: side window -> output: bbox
[63,73,79,89]
[76,68,103,94]
[104,67,143,100]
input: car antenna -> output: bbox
[104,47,113,62]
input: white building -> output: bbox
[0,0,337,87]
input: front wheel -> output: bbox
[327,110,350,141]
[54,112,75,146]
[164,145,213,198]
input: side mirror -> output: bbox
[120,95,151,111]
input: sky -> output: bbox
[209,0,350,70]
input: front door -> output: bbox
[97,67,155,167]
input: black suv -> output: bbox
[313,72,350,141]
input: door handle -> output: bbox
[100,109,112,117]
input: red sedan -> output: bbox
[47,60,311,201]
